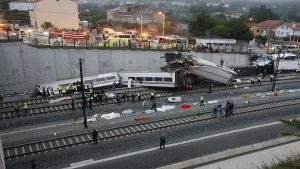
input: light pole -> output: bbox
[158,11,165,36]
[140,13,143,35]
[79,58,88,128]
[28,29,32,45]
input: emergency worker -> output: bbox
[150,91,155,102]
[23,102,28,114]
[137,92,141,103]
[58,85,62,94]
[159,134,166,149]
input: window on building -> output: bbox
[286,32,289,35]
[256,30,259,33]
[277,31,280,35]
[281,32,284,35]
[281,25,284,29]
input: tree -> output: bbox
[249,5,280,23]
[224,20,254,41]
[188,13,216,37]
[41,21,54,30]
[255,35,268,45]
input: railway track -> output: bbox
[3,96,300,160]
[1,74,299,109]
[0,86,150,109]
[1,77,300,120]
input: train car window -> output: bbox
[106,76,116,80]
[137,77,143,82]
[164,77,172,82]
[96,78,105,82]
[145,77,153,81]
[84,80,94,84]
[154,77,163,81]
[129,77,136,80]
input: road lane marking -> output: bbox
[63,121,282,169]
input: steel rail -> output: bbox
[1,78,300,120]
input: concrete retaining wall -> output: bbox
[0,42,249,94]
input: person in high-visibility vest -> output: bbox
[150,91,155,102]
[65,85,70,94]
[50,86,54,95]
[23,102,28,114]
[58,85,62,94]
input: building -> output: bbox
[252,20,284,38]
[9,2,33,11]
[29,0,79,30]
[275,22,300,43]
[107,5,156,24]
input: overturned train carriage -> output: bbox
[163,53,237,84]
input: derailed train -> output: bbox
[38,53,236,92]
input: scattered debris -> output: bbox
[168,97,182,103]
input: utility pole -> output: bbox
[79,58,88,128]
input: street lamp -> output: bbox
[28,29,32,45]
[140,13,143,35]
[158,11,165,36]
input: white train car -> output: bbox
[39,72,119,93]
[118,71,178,88]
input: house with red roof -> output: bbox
[252,20,284,38]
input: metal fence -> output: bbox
[0,35,252,54]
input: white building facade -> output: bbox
[275,23,300,43]
[29,0,79,30]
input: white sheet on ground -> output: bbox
[87,114,99,122]
[207,100,218,104]
[49,96,72,103]
[101,112,120,120]
[145,110,155,114]
[122,109,134,115]
[157,105,176,112]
